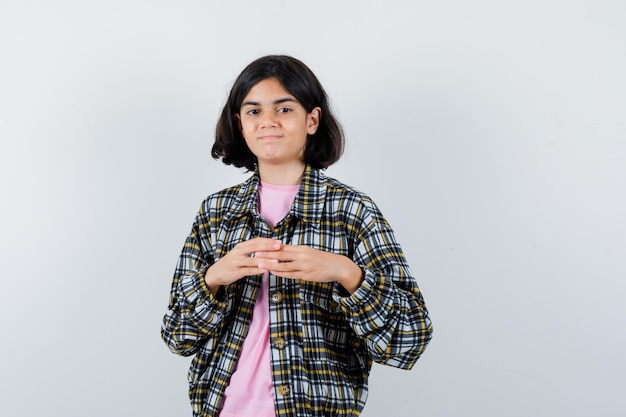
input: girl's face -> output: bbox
[238,77,320,172]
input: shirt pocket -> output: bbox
[299,281,368,371]
[298,282,358,362]
[299,281,341,312]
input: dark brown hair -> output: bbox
[212,55,344,171]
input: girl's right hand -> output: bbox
[203,237,282,295]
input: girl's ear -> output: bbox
[234,114,242,132]
[307,107,321,135]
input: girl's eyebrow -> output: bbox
[241,97,297,107]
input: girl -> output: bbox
[161,55,433,417]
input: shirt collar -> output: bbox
[224,165,327,226]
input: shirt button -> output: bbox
[273,337,285,350]
[270,292,283,304]
[277,384,290,396]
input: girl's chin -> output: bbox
[256,158,305,168]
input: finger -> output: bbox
[248,237,282,246]
[229,265,265,278]
[257,259,279,272]
[274,244,306,253]
[267,267,299,279]
[263,261,303,275]
[273,273,299,280]
[272,270,328,283]
[238,256,272,270]
[253,251,294,261]
[236,267,266,277]
[235,238,282,255]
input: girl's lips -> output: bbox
[258,135,281,140]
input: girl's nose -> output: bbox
[260,112,278,128]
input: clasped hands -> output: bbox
[204,237,363,295]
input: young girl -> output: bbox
[161,55,433,417]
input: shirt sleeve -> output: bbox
[161,211,229,357]
[333,204,433,370]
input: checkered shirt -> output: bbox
[161,165,433,417]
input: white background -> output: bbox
[1,1,625,416]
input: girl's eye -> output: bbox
[246,109,259,115]
[277,107,292,114]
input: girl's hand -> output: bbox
[204,238,282,295]
[255,245,364,294]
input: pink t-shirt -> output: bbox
[219,181,299,417]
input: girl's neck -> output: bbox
[258,161,305,186]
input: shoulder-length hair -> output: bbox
[212,55,344,171]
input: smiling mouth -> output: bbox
[258,135,282,141]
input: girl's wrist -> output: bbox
[204,268,220,296]
[338,260,364,294]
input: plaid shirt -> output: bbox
[161,165,433,417]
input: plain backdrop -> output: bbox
[1,1,625,416]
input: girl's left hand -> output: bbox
[255,245,364,294]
